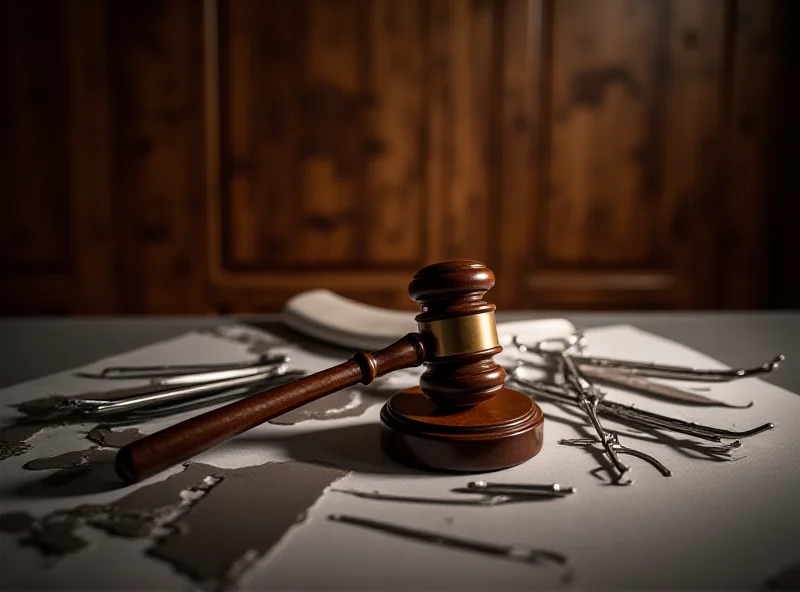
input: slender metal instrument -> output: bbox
[331,488,533,506]
[559,433,673,477]
[578,365,754,408]
[76,354,289,379]
[467,481,577,496]
[18,366,305,420]
[512,336,784,382]
[559,353,634,483]
[510,371,775,443]
[328,514,568,566]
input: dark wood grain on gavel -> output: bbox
[115,333,426,484]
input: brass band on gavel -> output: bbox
[418,312,500,358]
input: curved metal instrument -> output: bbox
[510,371,775,443]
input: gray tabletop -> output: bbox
[1,312,798,392]
[1,312,799,591]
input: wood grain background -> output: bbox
[0,0,797,314]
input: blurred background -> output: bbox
[0,0,797,315]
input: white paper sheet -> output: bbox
[0,323,797,591]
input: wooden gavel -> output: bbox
[116,260,544,484]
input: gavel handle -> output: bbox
[115,333,427,484]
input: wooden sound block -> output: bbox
[379,387,544,472]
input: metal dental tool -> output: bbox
[467,481,577,496]
[327,514,568,566]
[510,372,774,443]
[562,353,784,382]
[330,482,575,505]
[20,366,305,420]
[559,352,634,483]
[559,433,673,477]
[577,365,754,408]
[512,336,784,382]
[77,354,289,379]
[330,488,531,507]
[511,335,776,484]
[147,362,291,386]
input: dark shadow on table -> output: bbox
[230,422,419,476]
[7,449,125,499]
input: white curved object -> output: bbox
[281,289,576,351]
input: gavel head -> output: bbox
[408,260,505,407]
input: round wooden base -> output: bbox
[379,386,544,472]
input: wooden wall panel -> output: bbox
[221,0,304,268]
[66,0,116,313]
[365,0,424,265]
[0,0,116,314]
[661,0,728,308]
[720,0,781,308]
[495,0,543,309]
[428,0,495,263]
[212,0,502,309]
[0,1,70,273]
[219,0,427,273]
[299,0,362,264]
[501,0,735,309]
[545,0,665,268]
[768,0,800,309]
[109,0,207,313]
[0,0,793,315]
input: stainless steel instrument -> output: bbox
[328,514,568,566]
[506,331,780,484]
[510,372,774,443]
[20,363,306,421]
[512,335,783,383]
